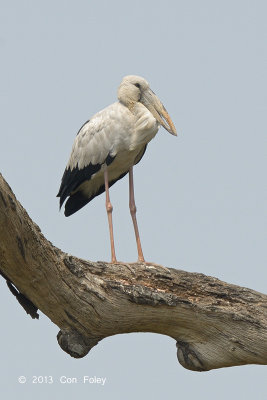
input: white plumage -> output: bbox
[57,75,176,262]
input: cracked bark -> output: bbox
[0,173,266,372]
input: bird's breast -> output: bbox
[129,103,159,151]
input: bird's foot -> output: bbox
[107,259,170,274]
[142,261,170,273]
[109,259,123,265]
[127,260,170,273]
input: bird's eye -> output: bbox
[134,83,141,89]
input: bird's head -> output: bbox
[117,75,177,136]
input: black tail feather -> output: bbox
[64,191,91,216]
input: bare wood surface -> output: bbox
[0,173,266,371]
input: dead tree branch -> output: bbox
[0,173,266,371]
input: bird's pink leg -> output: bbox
[104,166,117,263]
[129,167,145,262]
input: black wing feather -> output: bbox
[57,153,116,211]
[64,170,128,216]
[57,144,148,216]
[57,162,102,209]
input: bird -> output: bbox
[57,75,177,263]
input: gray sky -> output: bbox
[1,0,266,399]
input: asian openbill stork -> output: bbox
[57,75,177,263]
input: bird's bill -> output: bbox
[141,89,177,136]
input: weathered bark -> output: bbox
[0,173,266,372]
